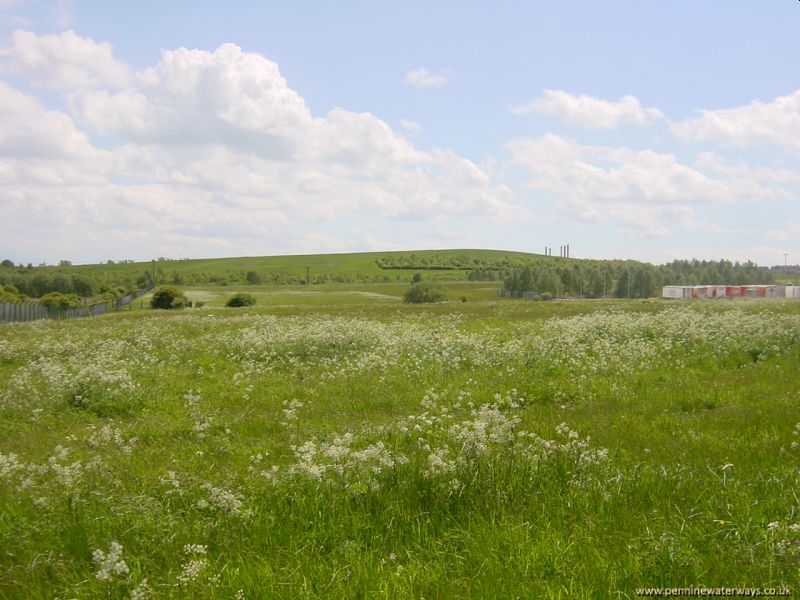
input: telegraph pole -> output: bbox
[785,253,789,282]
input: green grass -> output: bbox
[66,248,542,283]
[1,291,799,598]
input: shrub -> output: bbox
[226,292,257,308]
[403,283,448,304]
[150,286,188,310]
[38,292,81,310]
[0,283,25,303]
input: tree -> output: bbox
[150,286,188,309]
[1,259,14,268]
[246,271,262,285]
[411,272,423,284]
[50,273,73,294]
[226,292,257,307]
[71,275,96,297]
[614,269,631,298]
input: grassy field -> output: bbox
[1,284,799,598]
[66,249,542,284]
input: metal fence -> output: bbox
[0,284,155,323]
[497,289,540,300]
[115,284,154,309]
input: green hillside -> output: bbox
[76,248,543,280]
[1,248,547,296]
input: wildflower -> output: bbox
[197,485,243,516]
[130,579,152,600]
[92,541,129,582]
[177,544,210,586]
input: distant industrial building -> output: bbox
[662,285,800,299]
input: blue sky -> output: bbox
[1,1,799,266]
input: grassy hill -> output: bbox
[47,249,555,284]
[69,248,545,281]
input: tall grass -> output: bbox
[1,295,799,598]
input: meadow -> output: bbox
[1,283,799,598]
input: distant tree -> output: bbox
[150,286,188,309]
[1,259,14,268]
[30,273,51,297]
[403,282,447,304]
[225,292,257,307]
[614,269,631,298]
[411,272,422,284]
[71,275,96,297]
[58,260,72,267]
[632,266,656,298]
[246,271,262,285]
[50,273,73,294]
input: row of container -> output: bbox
[662,285,800,299]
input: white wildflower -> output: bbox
[92,541,129,582]
[130,578,152,600]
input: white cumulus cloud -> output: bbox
[3,29,131,90]
[511,89,663,129]
[507,133,789,237]
[0,36,522,263]
[671,89,800,153]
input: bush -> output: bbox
[403,283,448,304]
[0,284,25,303]
[150,286,188,310]
[226,292,257,308]
[38,292,81,310]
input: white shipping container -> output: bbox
[662,286,688,299]
[787,286,800,299]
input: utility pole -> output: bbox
[785,253,789,282]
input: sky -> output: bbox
[1,1,799,267]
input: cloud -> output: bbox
[0,38,522,262]
[507,133,789,237]
[671,89,800,153]
[3,29,131,90]
[511,89,663,129]
[0,81,99,161]
[766,222,800,243]
[399,119,422,137]
[404,67,449,88]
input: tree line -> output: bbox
[500,259,774,299]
